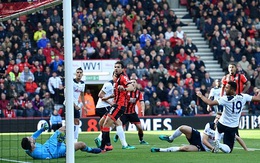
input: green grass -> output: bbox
[0,130,260,163]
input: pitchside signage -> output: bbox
[72,60,118,84]
[0,115,259,133]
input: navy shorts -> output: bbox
[217,122,237,152]
[187,128,205,151]
[120,113,140,126]
[74,107,80,118]
[95,106,111,118]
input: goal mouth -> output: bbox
[0,0,62,22]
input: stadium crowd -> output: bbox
[0,0,260,118]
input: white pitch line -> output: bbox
[234,147,260,151]
[0,158,31,163]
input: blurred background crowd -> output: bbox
[0,0,260,118]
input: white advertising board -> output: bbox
[72,59,118,84]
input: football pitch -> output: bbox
[0,130,259,163]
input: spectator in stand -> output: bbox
[156,81,169,104]
[25,77,38,99]
[9,65,21,82]
[144,100,153,116]
[0,93,9,117]
[20,66,35,83]
[3,102,16,118]
[201,72,214,90]
[185,38,198,56]
[9,92,23,117]
[22,101,35,117]
[180,90,192,110]
[43,92,55,114]
[34,49,46,65]
[238,55,250,71]
[37,33,50,49]
[153,99,168,116]
[126,63,138,78]
[183,100,198,116]
[168,88,181,114]
[144,81,155,101]
[49,55,64,72]
[48,71,63,104]
[13,76,25,96]
[176,48,188,63]
[197,66,207,82]
[139,29,153,48]
[250,87,260,115]
[33,24,46,42]
[222,47,233,72]
[50,109,62,131]
[0,60,7,78]
[32,94,46,117]
[164,27,174,40]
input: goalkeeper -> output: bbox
[21,123,101,159]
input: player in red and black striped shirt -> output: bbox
[221,63,251,96]
[99,61,135,151]
[118,79,149,145]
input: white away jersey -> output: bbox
[73,79,85,106]
[209,87,221,100]
[217,94,252,127]
[96,80,114,108]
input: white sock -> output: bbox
[116,126,128,147]
[74,125,79,142]
[160,147,180,152]
[219,143,231,153]
[98,132,102,141]
[169,127,182,140]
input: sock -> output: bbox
[169,127,182,140]
[81,146,92,152]
[98,133,102,141]
[138,130,144,141]
[100,127,110,150]
[74,125,79,142]
[219,143,231,153]
[32,128,44,139]
[116,126,128,147]
[160,147,180,152]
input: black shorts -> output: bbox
[108,104,125,121]
[95,106,111,118]
[120,113,140,126]
[74,107,80,118]
[187,128,205,151]
[217,122,238,152]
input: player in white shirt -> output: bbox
[151,112,248,153]
[207,79,223,113]
[197,81,260,153]
[151,113,222,152]
[73,67,86,142]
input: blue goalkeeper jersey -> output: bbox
[25,131,66,159]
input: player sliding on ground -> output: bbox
[151,112,248,153]
[21,123,101,159]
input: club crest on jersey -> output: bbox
[129,97,137,103]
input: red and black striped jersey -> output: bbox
[125,89,144,114]
[221,73,248,94]
[114,73,130,107]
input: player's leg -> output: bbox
[222,127,237,153]
[74,108,81,142]
[151,145,199,152]
[76,141,101,154]
[159,125,192,142]
[130,113,149,145]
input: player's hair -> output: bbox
[228,81,237,91]
[21,137,32,150]
[115,61,124,69]
[76,67,83,71]
[228,63,237,69]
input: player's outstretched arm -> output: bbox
[196,92,219,106]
